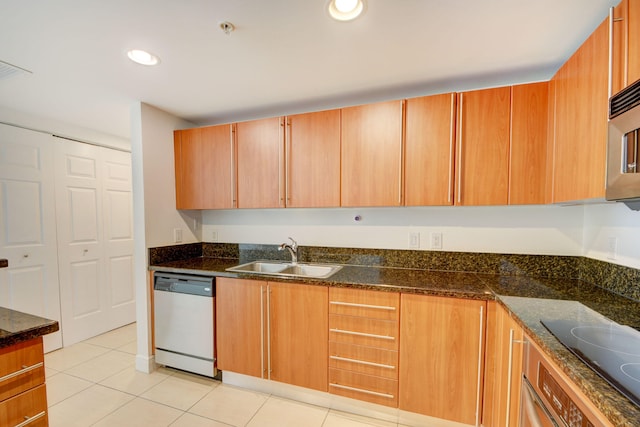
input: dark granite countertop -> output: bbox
[150,255,640,426]
[149,258,494,300]
[477,275,640,427]
[0,307,59,349]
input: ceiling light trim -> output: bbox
[127,49,160,66]
[328,0,366,21]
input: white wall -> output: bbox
[130,102,200,372]
[201,204,585,256]
[583,202,640,269]
[0,106,129,151]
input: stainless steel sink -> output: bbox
[226,261,342,279]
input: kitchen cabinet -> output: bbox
[550,17,609,202]
[328,288,399,407]
[611,0,640,95]
[399,294,486,426]
[236,117,285,209]
[285,109,341,208]
[341,100,404,207]
[404,93,456,206]
[216,278,328,391]
[482,302,524,427]
[174,125,235,209]
[509,82,549,205]
[455,87,511,205]
[0,337,48,426]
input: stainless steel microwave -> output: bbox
[607,78,640,210]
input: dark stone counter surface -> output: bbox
[149,243,640,426]
[0,307,59,349]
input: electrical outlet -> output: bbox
[174,228,182,243]
[211,230,218,242]
[430,232,443,249]
[607,236,618,260]
[409,232,420,249]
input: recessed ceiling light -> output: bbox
[127,49,160,66]
[328,0,365,21]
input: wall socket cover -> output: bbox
[430,232,443,249]
[409,232,420,249]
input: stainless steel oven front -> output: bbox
[520,335,606,427]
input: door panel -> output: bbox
[0,124,62,351]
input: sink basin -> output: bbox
[226,261,342,279]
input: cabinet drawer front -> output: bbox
[329,315,398,350]
[0,338,45,402]
[329,342,398,379]
[329,288,399,320]
[329,368,398,407]
[0,384,48,427]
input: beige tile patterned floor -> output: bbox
[44,324,411,426]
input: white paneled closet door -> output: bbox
[55,140,134,346]
[0,124,62,352]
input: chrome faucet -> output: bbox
[278,237,298,264]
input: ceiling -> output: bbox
[0,0,619,140]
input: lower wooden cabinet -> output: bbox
[0,337,48,427]
[399,294,486,425]
[327,288,400,407]
[483,302,524,427]
[216,278,328,391]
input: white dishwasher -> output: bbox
[153,272,216,377]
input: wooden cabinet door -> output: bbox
[269,282,328,391]
[611,0,640,95]
[236,117,284,208]
[552,18,609,202]
[404,93,456,206]
[216,278,266,378]
[286,110,341,207]
[509,82,549,205]
[341,100,403,207]
[174,125,234,209]
[482,302,524,427]
[399,294,486,426]
[455,87,511,205]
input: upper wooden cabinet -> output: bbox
[509,82,549,205]
[236,117,285,209]
[174,125,234,209]
[404,93,456,206]
[611,0,640,95]
[455,87,511,206]
[551,17,609,202]
[286,110,341,208]
[341,100,404,207]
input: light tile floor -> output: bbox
[45,324,408,427]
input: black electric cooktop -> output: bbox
[542,311,640,409]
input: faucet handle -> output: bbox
[287,237,298,249]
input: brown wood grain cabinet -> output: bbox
[0,338,49,426]
[611,0,640,95]
[482,302,524,427]
[216,278,328,391]
[328,288,399,407]
[341,100,404,207]
[550,17,609,202]
[509,82,549,205]
[399,294,486,425]
[285,110,341,208]
[236,117,285,209]
[174,125,234,210]
[404,93,456,206]
[455,87,511,205]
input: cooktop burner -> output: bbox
[542,313,640,409]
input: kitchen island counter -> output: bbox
[0,307,59,349]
